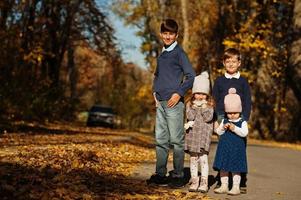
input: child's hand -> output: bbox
[228,123,235,131]
[201,103,207,109]
[184,123,190,130]
[184,121,194,130]
[193,100,207,108]
[224,123,235,131]
[167,93,181,108]
[223,123,230,130]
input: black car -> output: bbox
[86,105,115,128]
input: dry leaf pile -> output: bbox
[0,123,214,200]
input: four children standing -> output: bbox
[148,18,252,196]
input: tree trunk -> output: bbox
[288,0,301,138]
[180,0,189,52]
[67,45,77,100]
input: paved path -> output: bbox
[134,142,301,200]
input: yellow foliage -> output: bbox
[23,46,44,65]
[136,84,152,99]
[223,40,237,48]
[280,107,287,112]
[141,43,152,52]
[272,71,281,78]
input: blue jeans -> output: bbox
[155,101,185,177]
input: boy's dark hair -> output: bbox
[223,48,241,61]
[161,19,178,33]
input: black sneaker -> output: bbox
[240,186,247,194]
[240,173,247,194]
[146,174,169,186]
[168,177,186,188]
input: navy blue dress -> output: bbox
[213,119,248,173]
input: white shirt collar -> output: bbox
[162,41,177,52]
[228,117,242,122]
[224,71,240,79]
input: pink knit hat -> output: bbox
[192,71,210,95]
[224,88,242,113]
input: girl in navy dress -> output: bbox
[213,88,248,195]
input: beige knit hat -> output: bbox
[192,71,210,95]
[224,88,242,113]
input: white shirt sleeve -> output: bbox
[233,121,249,137]
[215,119,226,136]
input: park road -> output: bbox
[135,142,301,200]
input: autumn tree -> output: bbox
[220,0,295,140]
[0,0,117,121]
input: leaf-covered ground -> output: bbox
[0,122,214,200]
[1,122,300,199]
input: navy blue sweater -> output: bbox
[153,44,195,101]
[212,75,252,121]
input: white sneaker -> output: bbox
[214,184,229,194]
[198,177,208,193]
[188,177,199,192]
[228,185,240,195]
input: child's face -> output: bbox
[223,56,241,75]
[226,112,240,120]
[160,31,178,46]
[194,93,207,101]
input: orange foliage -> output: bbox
[0,122,215,199]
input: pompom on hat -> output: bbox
[224,88,242,113]
[192,71,210,95]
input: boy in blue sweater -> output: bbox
[147,19,195,188]
[213,48,251,123]
[212,48,251,193]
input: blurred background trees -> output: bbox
[0,0,153,129]
[0,0,300,141]
[0,0,116,121]
[112,0,300,141]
